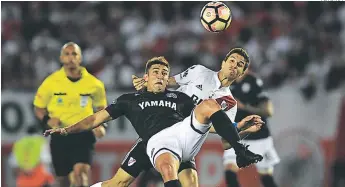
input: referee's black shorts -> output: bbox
[121,138,197,178]
[50,131,96,177]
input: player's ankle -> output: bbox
[164,179,182,187]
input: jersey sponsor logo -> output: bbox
[53,92,67,96]
[191,94,203,105]
[196,85,203,91]
[166,93,177,98]
[128,157,136,166]
[138,100,177,110]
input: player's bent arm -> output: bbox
[65,109,112,134]
[34,106,48,121]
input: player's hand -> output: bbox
[241,124,262,133]
[132,75,147,91]
[43,128,68,137]
[237,115,264,131]
[92,125,106,139]
[47,118,61,128]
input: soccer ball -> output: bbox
[200,1,232,32]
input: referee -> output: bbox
[33,42,107,187]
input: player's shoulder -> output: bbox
[191,64,213,73]
[83,69,105,87]
[41,69,63,84]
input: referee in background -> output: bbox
[33,42,108,187]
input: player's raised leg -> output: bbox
[194,99,263,168]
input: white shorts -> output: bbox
[223,137,280,170]
[146,111,211,168]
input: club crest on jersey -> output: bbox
[166,93,177,98]
[138,100,177,110]
[215,96,237,111]
[128,157,136,166]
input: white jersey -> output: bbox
[146,65,239,164]
[174,65,237,122]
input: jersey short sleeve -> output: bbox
[174,65,205,85]
[33,78,52,108]
[93,82,107,108]
[105,94,129,119]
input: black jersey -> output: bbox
[230,73,271,140]
[105,89,195,141]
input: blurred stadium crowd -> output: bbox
[2,2,345,96]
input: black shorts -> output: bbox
[120,138,197,177]
[50,132,96,176]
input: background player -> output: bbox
[33,42,107,187]
[44,56,263,187]
[222,69,280,187]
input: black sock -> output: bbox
[260,175,278,187]
[164,179,181,187]
[210,110,243,152]
[225,170,240,187]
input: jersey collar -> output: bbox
[59,66,88,78]
[214,71,232,91]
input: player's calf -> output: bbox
[155,152,181,187]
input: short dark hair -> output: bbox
[224,48,250,71]
[145,56,170,73]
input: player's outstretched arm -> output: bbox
[43,109,112,136]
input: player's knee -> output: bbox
[225,163,240,173]
[155,154,179,181]
[196,99,221,118]
[179,169,198,187]
[73,163,90,180]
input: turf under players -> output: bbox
[34,42,107,187]
[222,69,280,187]
[44,56,263,187]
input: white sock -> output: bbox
[90,182,102,187]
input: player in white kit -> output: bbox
[133,48,264,186]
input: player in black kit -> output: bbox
[44,57,263,187]
[223,70,280,187]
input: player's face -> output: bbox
[221,53,246,81]
[145,64,170,93]
[60,45,82,70]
